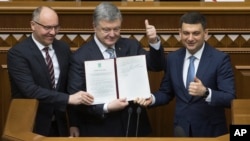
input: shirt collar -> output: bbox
[32,34,53,51]
[94,34,115,54]
[185,42,205,61]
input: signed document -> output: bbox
[85,55,151,104]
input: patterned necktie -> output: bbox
[106,48,115,59]
[43,47,55,89]
[186,56,196,89]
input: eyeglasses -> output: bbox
[100,27,121,34]
[33,21,60,32]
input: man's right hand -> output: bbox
[107,98,129,112]
[134,96,153,107]
[68,91,94,105]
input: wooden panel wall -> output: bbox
[1,1,250,138]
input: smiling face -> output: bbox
[94,19,121,47]
[31,7,59,46]
[179,23,208,55]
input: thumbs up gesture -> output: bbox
[188,77,207,96]
[145,19,158,44]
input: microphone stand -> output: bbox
[126,107,133,137]
[135,106,141,137]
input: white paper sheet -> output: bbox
[85,55,151,104]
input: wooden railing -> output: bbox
[1,99,229,141]
[231,99,250,125]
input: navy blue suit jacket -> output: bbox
[153,42,236,137]
[67,37,165,137]
[7,36,71,136]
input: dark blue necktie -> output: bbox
[186,56,196,89]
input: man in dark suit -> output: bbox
[7,6,94,137]
[67,2,165,137]
[135,12,236,137]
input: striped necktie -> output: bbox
[106,48,115,59]
[43,47,55,89]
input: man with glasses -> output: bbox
[67,2,165,137]
[7,6,94,137]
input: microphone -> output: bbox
[174,126,187,137]
[126,107,133,137]
[135,106,141,137]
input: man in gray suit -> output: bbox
[7,6,93,137]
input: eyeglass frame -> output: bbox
[33,21,60,32]
[96,25,121,34]
[101,27,120,34]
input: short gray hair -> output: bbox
[93,2,122,26]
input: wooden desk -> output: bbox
[1,99,229,141]
[0,65,11,137]
[231,99,250,124]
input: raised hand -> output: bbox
[188,77,206,96]
[145,19,158,44]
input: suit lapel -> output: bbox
[193,44,212,102]
[91,40,106,60]
[177,49,193,101]
[196,44,212,80]
[29,38,48,73]
[28,38,52,86]
[114,40,128,57]
[176,49,185,89]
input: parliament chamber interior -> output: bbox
[0,0,250,141]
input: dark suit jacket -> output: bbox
[7,36,71,136]
[67,37,165,137]
[153,42,236,137]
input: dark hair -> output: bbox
[179,12,207,29]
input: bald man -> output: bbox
[7,6,93,136]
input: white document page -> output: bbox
[116,55,151,101]
[85,59,117,104]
